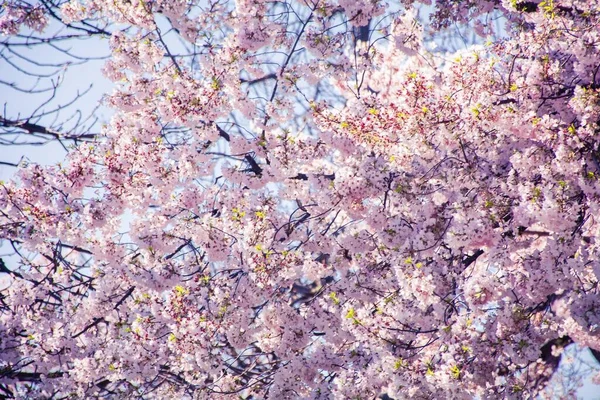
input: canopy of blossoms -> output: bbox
[1,0,600,398]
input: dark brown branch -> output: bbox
[462,249,484,267]
[0,117,96,140]
[240,73,277,85]
[244,154,263,176]
[71,317,106,338]
[113,287,135,310]
[0,258,23,278]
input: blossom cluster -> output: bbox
[1,0,600,398]
[0,2,47,35]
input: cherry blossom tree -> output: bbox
[1,0,600,398]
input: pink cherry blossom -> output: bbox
[1,0,600,398]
